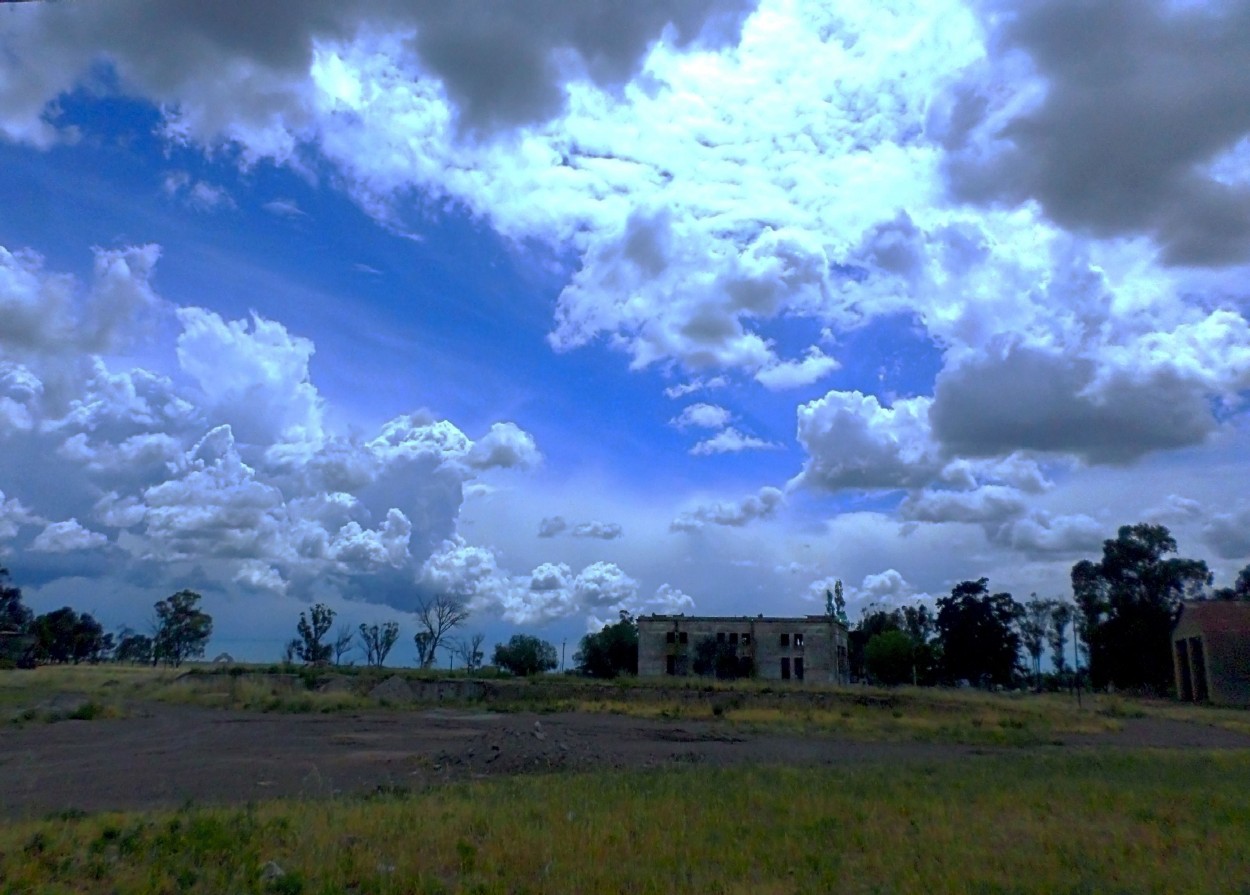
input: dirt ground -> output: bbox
[3,703,1250,820]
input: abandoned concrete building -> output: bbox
[637,614,850,683]
[1173,601,1250,706]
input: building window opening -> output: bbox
[666,631,676,644]
[678,631,689,644]
[666,655,677,675]
[781,657,791,680]
[794,657,805,681]
[779,633,790,647]
[729,632,739,645]
[717,632,726,643]
[741,633,751,646]
[794,633,804,648]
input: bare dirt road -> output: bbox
[3,704,1248,820]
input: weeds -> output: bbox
[2,753,1249,893]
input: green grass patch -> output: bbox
[2,751,1249,893]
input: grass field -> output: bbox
[2,751,1249,894]
[3,665,1250,892]
[5,663,1249,745]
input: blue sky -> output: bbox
[2,0,1249,662]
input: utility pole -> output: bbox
[561,639,566,673]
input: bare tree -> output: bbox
[413,594,469,668]
[454,632,486,674]
[332,622,355,666]
[359,621,400,668]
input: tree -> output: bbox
[0,567,31,634]
[1018,594,1053,688]
[359,621,401,668]
[575,611,639,678]
[935,578,1022,688]
[864,630,915,686]
[454,633,486,674]
[294,603,335,665]
[332,622,355,666]
[114,629,155,665]
[1072,524,1210,692]
[1211,564,1250,600]
[413,594,470,669]
[493,634,557,677]
[153,590,213,667]
[72,613,111,664]
[30,608,80,664]
[848,606,902,681]
[825,581,848,624]
[1048,602,1074,678]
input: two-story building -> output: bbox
[637,614,849,683]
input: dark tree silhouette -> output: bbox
[493,634,557,677]
[935,578,1022,687]
[359,621,401,667]
[153,590,213,667]
[294,603,335,665]
[414,594,469,668]
[575,611,638,678]
[1072,524,1209,692]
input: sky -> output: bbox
[1,0,1249,663]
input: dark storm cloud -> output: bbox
[929,343,1215,464]
[1,0,754,139]
[944,0,1250,266]
[1202,505,1250,560]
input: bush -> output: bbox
[493,635,558,677]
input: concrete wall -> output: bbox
[638,615,849,683]
[1173,607,1250,707]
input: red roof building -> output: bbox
[1173,601,1250,706]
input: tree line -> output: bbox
[0,574,213,669]
[4,521,1245,691]
[849,523,1248,693]
[569,522,1250,694]
[0,568,567,677]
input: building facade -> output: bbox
[638,614,850,683]
[1173,601,1250,706]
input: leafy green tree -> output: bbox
[1211,564,1250,600]
[1048,602,1074,677]
[864,630,916,686]
[1018,594,1054,688]
[154,590,213,667]
[30,607,80,664]
[1072,524,1210,692]
[359,621,401,667]
[295,603,335,665]
[25,607,110,665]
[114,629,155,665]
[575,611,639,678]
[493,634,558,677]
[935,578,1022,687]
[848,606,902,681]
[825,581,848,624]
[72,612,110,664]
[0,567,31,634]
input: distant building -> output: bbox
[638,614,850,683]
[1173,601,1250,706]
